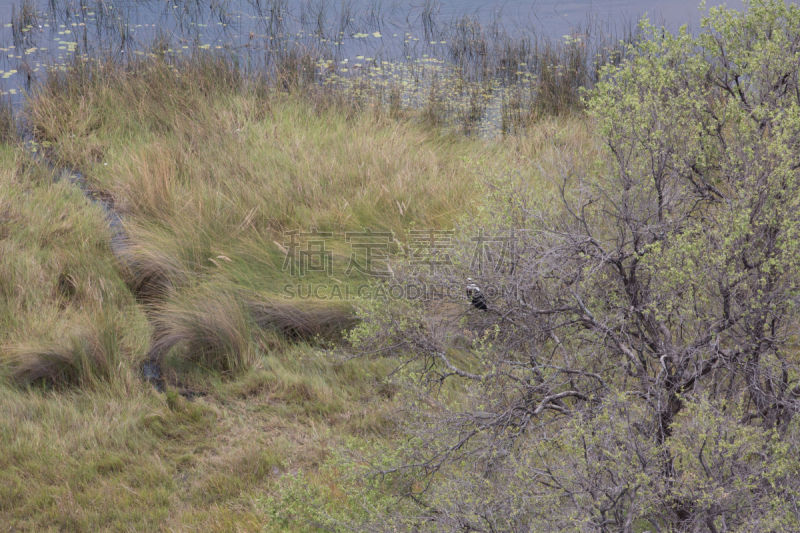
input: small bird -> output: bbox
[466,278,487,310]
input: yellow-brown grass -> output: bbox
[1,51,602,531]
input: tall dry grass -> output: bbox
[147,289,256,374]
[23,54,523,379]
[6,308,134,390]
[0,22,610,530]
[249,298,358,341]
[0,144,150,389]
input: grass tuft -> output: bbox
[148,289,256,374]
[6,321,121,389]
[249,299,358,342]
[7,340,91,388]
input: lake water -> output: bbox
[0,0,745,30]
[0,0,745,101]
[382,0,744,33]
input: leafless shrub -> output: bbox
[344,3,800,530]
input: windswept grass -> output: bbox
[0,143,149,388]
[0,42,604,530]
[8,309,129,389]
[0,338,402,531]
[249,298,358,341]
[147,288,257,374]
[24,54,513,376]
[21,54,599,373]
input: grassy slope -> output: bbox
[0,56,596,531]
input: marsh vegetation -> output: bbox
[1,0,799,531]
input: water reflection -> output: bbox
[0,0,746,139]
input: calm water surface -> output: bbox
[0,0,745,99]
[394,0,744,32]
